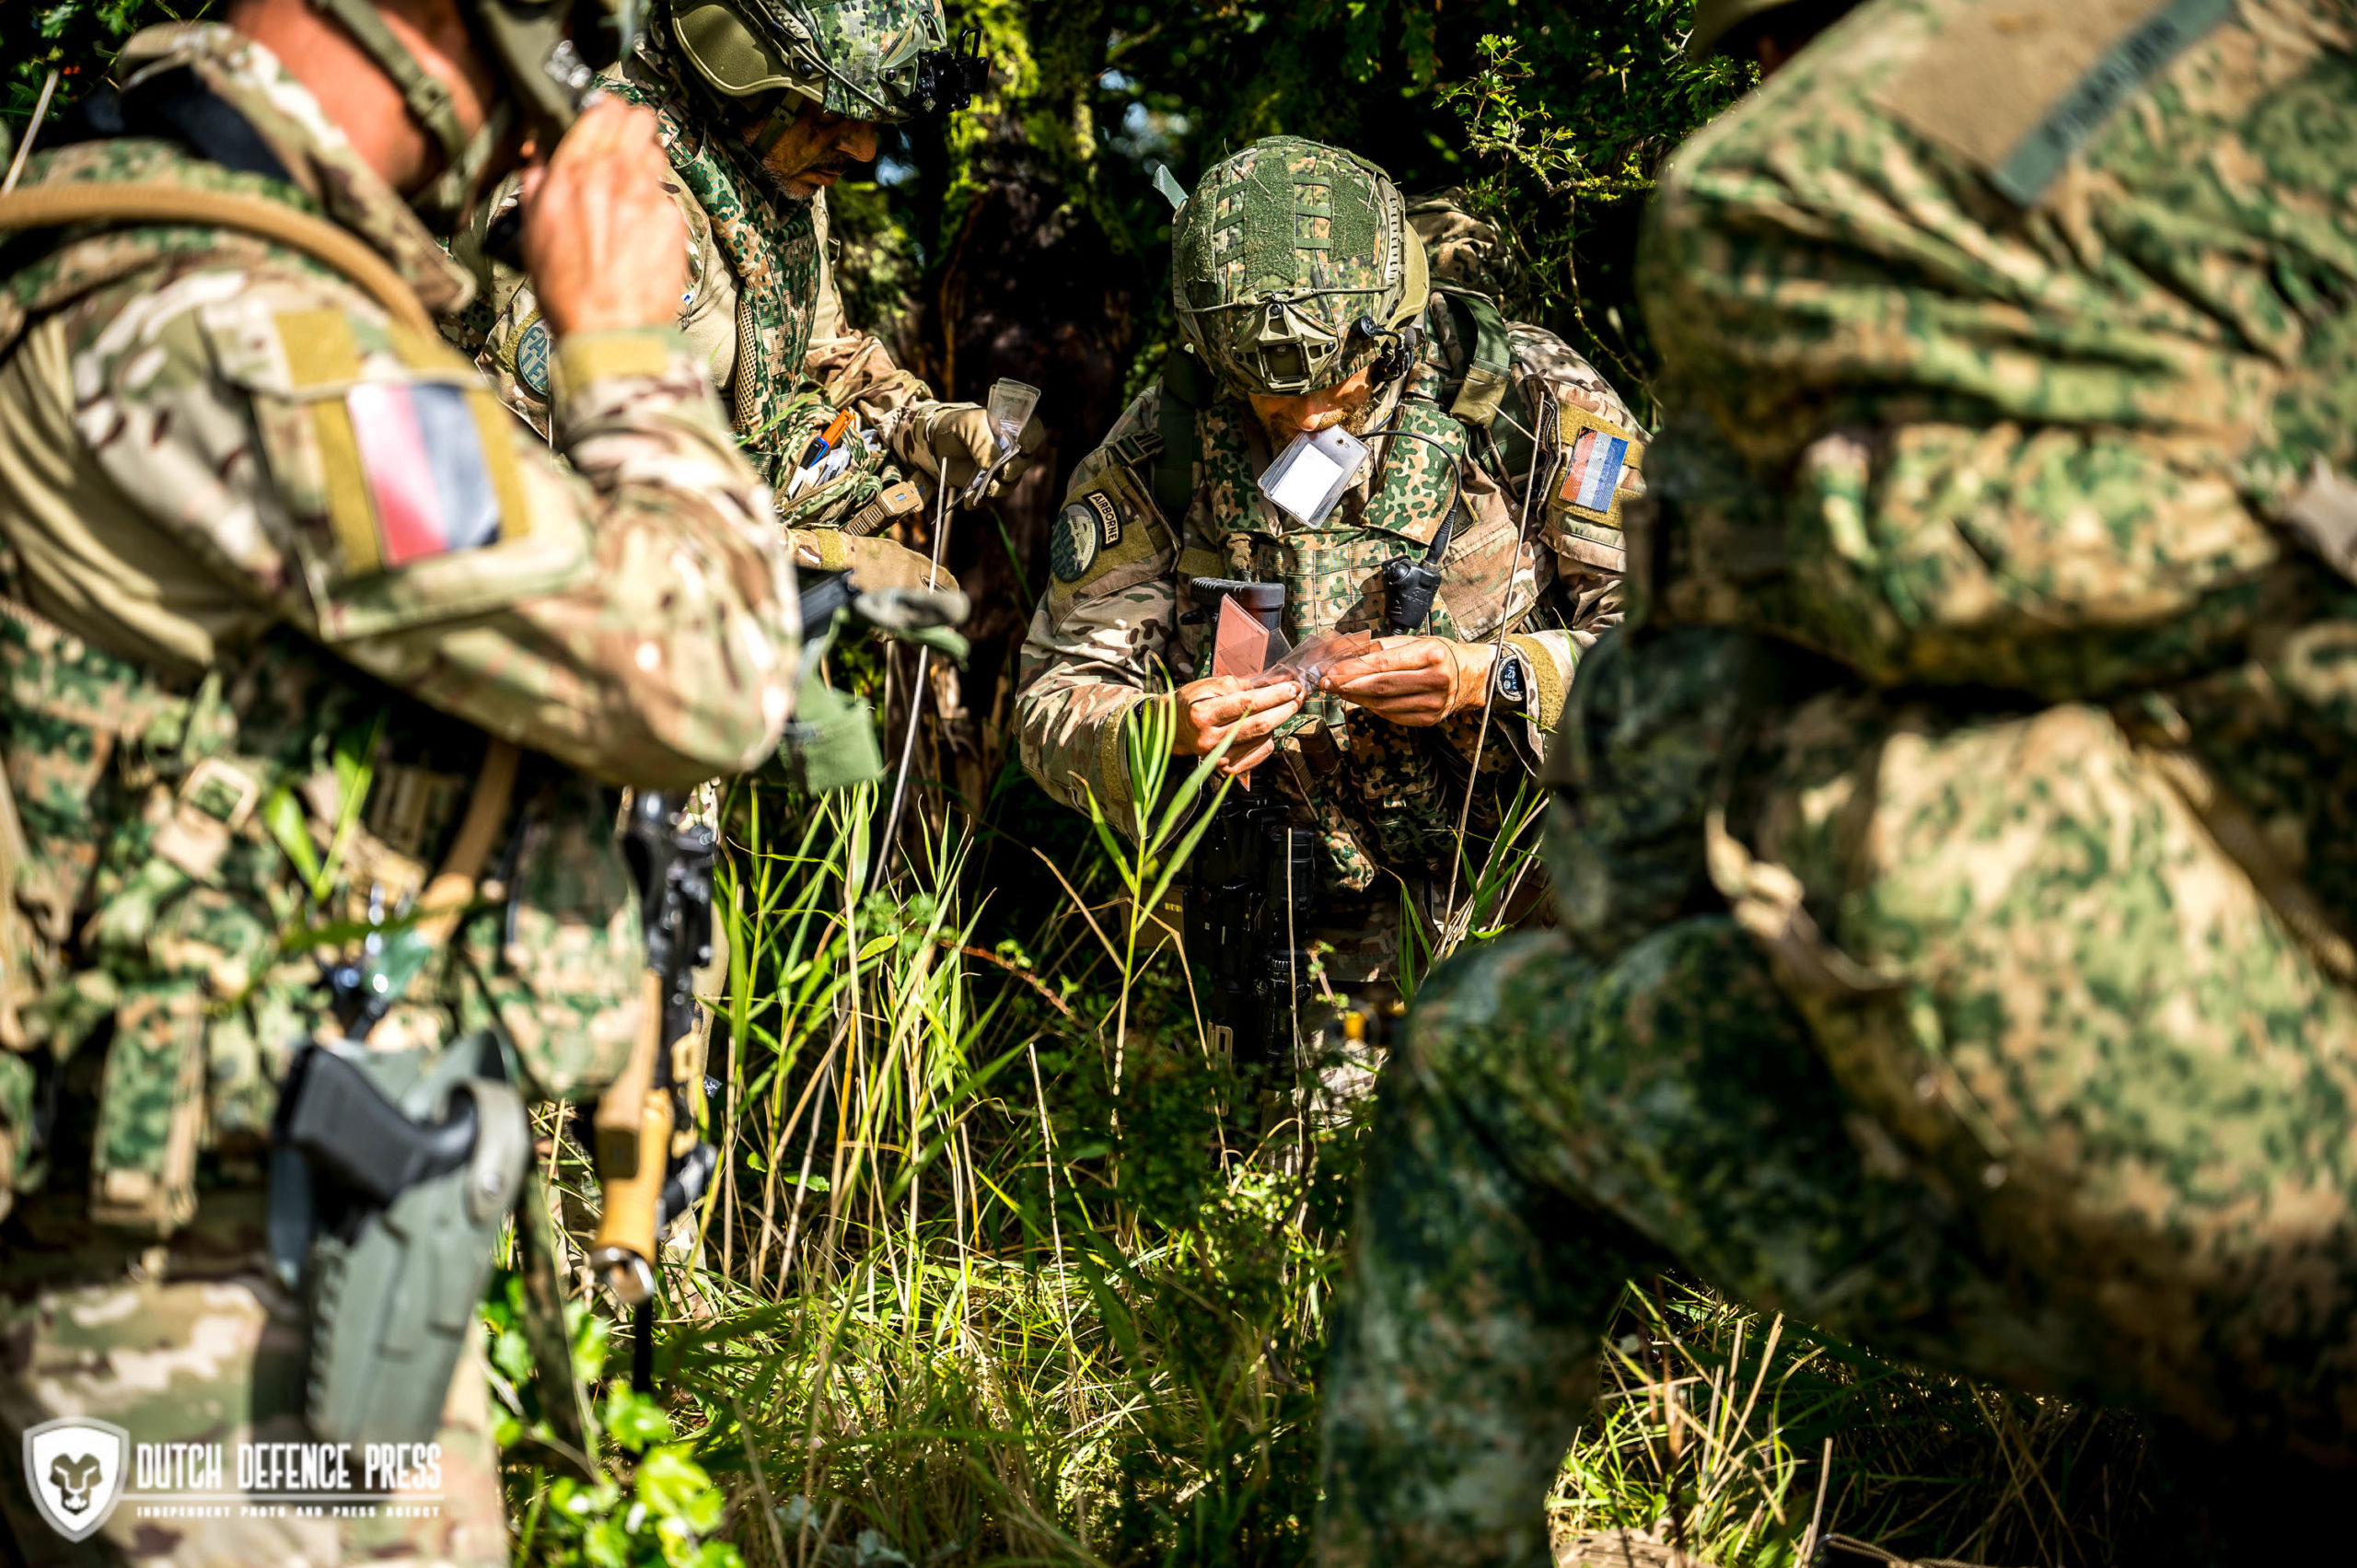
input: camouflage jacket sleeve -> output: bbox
[448,173,739,439]
[804,188,930,423]
[42,258,794,789]
[1634,0,2344,695]
[1426,312,1647,763]
[1014,383,1185,825]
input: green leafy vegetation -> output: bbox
[6,3,2168,1563]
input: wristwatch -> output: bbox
[1492,650,1528,713]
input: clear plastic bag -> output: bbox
[1255,629,1376,691]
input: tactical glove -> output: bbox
[886,401,1047,496]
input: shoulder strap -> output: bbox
[1434,285,1513,429]
[1151,347,1209,525]
[0,182,430,333]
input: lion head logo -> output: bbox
[48,1451,105,1515]
[23,1417,129,1542]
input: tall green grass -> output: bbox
[496,718,2160,1568]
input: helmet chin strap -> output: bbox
[308,0,514,225]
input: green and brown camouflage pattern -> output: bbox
[1173,137,1429,398]
[784,0,948,119]
[1639,0,2357,697]
[445,40,939,533]
[669,0,952,122]
[0,27,790,1232]
[1320,625,2357,1566]
[1318,1,2357,1562]
[1016,290,1641,900]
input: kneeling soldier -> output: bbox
[1014,137,1643,1118]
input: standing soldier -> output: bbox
[1317,0,2357,1562]
[0,0,795,1559]
[448,0,1039,588]
[1014,137,1645,1111]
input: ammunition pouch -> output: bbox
[270,1032,531,1446]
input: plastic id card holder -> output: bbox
[1260,425,1370,527]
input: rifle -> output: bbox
[587,790,719,1390]
[1180,578,1320,1079]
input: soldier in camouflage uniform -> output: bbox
[1015,138,1645,1106]
[447,0,1032,592]
[0,0,795,1558]
[1318,0,2357,1562]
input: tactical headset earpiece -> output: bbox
[1357,316,1419,386]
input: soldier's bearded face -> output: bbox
[1249,363,1379,448]
[746,99,881,198]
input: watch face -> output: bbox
[1497,656,1525,703]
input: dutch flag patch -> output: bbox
[1559,427,1629,519]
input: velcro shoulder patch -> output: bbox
[1048,464,1172,621]
[1548,402,1647,539]
[201,290,586,641]
[1875,0,2233,206]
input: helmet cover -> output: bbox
[669,0,960,122]
[1171,135,1430,398]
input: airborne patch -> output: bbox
[1051,491,1125,583]
[1047,465,1174,628]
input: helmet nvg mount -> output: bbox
[669,0,986,122]
[1171,136,1431,399]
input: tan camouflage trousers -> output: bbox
[0,1191,505,1568]
[1317,629,2357,1568]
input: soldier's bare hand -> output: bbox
[1321,635,1492,726]
[518,99,686,338]
[1170,675,1303,776]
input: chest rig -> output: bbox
[1178,379,1546,886]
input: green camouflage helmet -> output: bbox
[1172,136,1431,398]
[668,0,977,122]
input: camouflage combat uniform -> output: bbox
[1015,203,1644,1063]
[1317,2,2357,1563]
[447,17,951,585]
[0,24,794,1566]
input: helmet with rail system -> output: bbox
[308,0,644,224]
[1170,135,1430,399]
[666,0,984,125]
